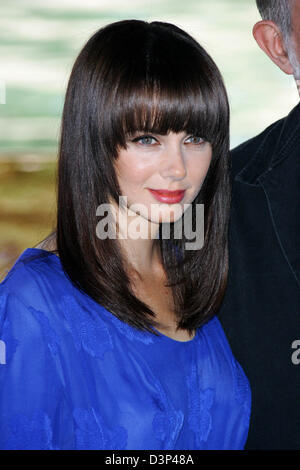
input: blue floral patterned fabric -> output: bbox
[0,248,251,450]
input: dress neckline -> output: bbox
[24,247,60,262]
[152,326,198,344]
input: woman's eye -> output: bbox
[186,136,205,145]
[132,135,157,145]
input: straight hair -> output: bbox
[50,19,231,335]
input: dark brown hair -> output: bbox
[49,19,231,335]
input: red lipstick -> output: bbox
[148,189,186,204]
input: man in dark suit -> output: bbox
[218,0,300,450]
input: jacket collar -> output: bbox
[235,102,300,186]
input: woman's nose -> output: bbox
[159,145,187,181]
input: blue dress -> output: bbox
[0,248,251,450]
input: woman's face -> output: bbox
[114,130,213,225]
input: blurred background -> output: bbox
[0,0,299,277]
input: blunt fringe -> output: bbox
[47,19,231,335]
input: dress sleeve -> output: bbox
[0,286,73,450]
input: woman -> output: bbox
[0,20,251,449]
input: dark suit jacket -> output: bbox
[218,102,300,450]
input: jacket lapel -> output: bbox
[235,102,300,290]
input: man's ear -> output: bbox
[253,20,294,74]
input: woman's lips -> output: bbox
[148,189,186,203]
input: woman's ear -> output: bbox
[253,20,294,75]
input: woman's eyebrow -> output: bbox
[125,130,156,139]
[127,130,186,137]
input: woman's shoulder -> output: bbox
[0,248,68,308]
[0,248,120,359]
[0,248,87,349]
[0,248,114,326]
